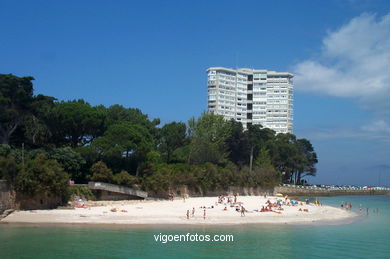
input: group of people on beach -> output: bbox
[340,201,353,210]
[182,193,323,220]
[340,201,381,216]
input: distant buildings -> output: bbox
[207,67,293,134]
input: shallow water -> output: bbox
[0,195,389,259]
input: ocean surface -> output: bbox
[1,195,389,259]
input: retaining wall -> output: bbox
[0,180,15,214]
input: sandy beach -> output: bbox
[1,196,356,225]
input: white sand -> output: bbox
[0,196,356,225]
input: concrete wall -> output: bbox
[92,190,144,201]
[274,186,390,197]
[88,182,147,199]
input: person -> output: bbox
[359,206,362,215]
[305,199,309,205]
[241,206,245,217]
[234,194,237,204]
[349,202,352,210]
[203,209,206,219]
[192,207,195,217]
[366,207,369,216]
[340,202,344,208]
[186,210,189,219]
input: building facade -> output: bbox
[207,67,293,134]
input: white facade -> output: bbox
[207,67,293,134]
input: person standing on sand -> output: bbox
[234,194,237,204]
[203,209,206,219]
[186,210,189,219]
[192,207,195,217]
[241,206,245,217]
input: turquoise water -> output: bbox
[1,195,389,259]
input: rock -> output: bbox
[1,209,15,219]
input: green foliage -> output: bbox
[1,73,319,197]
[188,113,231,164]
[0,74,35,144]
[93,122,153,158]
[50,147,86,181]
[113,170,138,186]
[252,164,282,189]
[68,185,95,200]
[11,154,69,198]
[48,100,106,147]
[159,122,187,163]
[0,144,11,157]
[89,161,114,183]
[0,155,19,182]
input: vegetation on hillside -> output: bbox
[0,74,318,197]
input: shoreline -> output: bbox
[0,196,357,227]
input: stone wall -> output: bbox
[15,192,64,210]
[149,185,273,198]
[274,186,390,197]
[0,180,15,214]
[1,180,64,211]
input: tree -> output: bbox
[89,161,114,183]
[226,120,249,168]
[0,154,19,182]
[268,133,299,183]
[93,122,153,158]
[113,170,138,186]
[105,104,160,138]
[13,154,69,198]
[294,138,318,184]
[50,147,86,182]
[245,125,275,171]
[22,94,56,147]
[0,74,35,144]
[159,122,187,163]
[187,113,231,164]
[48,100,106,147]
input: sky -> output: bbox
[1,0,390,186]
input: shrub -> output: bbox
[89,161,114,183]
[113,170,138,186]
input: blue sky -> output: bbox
[1,0,390,186]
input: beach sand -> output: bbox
[0,196,356,225]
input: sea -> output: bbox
[0,195,389,259]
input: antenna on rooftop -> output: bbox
[235,52,238,69]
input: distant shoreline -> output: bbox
[275,185,390,197]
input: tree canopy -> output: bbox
[0,74,318,199]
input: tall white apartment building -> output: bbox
[207,67,293,134]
